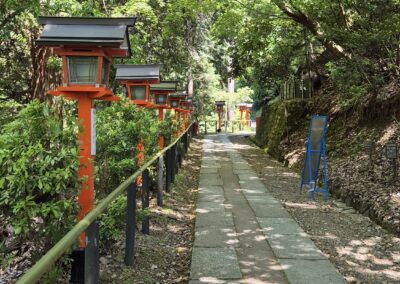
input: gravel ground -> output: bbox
[99,137,202,284]
[230,135,400,284]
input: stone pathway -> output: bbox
[189,134,345,284]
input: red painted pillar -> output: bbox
[77,95,94,248]
[183,112,187,131]
[136,138,145,186]
[246,110,250,127]
[240,110,244,129]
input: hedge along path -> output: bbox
[17,122,195,284]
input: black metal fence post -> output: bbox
[184,133,188,154]
[178,142,183,168]
[171,145,176,183]
[177,141,182,169]
[157,156,163,207]
[187,131,190,150]
[166,150,171,192]
[84,221,99,284]
[175,143,179,173]
[141,169,150,235]
[125,182,137,266]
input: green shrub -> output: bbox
[95,99,160,196]
[158,109,176,145]
[0,100,79,244]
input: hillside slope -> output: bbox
[255,84,400,235]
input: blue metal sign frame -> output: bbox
[300,115,329,200]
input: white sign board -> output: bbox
[91,108,96,155]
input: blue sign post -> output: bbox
[300,115,329,200]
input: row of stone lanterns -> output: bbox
[37,16,194,274]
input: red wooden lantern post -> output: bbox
[180,99,193,130]
[169,93,187,136]
[246,108,250,126]
[215,101,226,131]
[115,64,162,183]
[150,81,178,148]
[37,16,135,248]
[239,104,246,129]
[238,103,252,129]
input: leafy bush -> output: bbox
[0,100,79,243]
[99,195,126,243]
[98,194,149,245]
[159,109,178,145]
[0,99,22,127]
[95,99,160,196]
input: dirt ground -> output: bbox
[99,137,202,284]
[230,135,400,284]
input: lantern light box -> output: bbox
[37,17,135,96]
[215,100,226,111]
[169,92,187,109]
[150,81,178,107]
[115,64,162,106]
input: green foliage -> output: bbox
[159,110,177,145]
[99,195,126,243]
[95,99,159,196]
[99,194,150,244]
[211,0,400,108]
[0,99,22,127]
[0,100,79,241]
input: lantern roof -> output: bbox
[169,92,187,100]
[215,100,226,106]
[37,16,136,57]
[150,81,178,92]
[115,64,162,81]
[237,103,253,108]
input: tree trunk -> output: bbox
[272,0,351,60]
[29,28,61,102]
[187,68,193,97]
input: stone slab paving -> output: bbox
[190,134,345,284]
[248,203,291,218]
[195,212,235,229]
[257,217,308,237]
[190,247,242,280]
[240,187,268,197]
[199,178,224,186]
[246,195,280,204]
[278,259,346,284]
[236,174,261,181]
[194,227,239,248]
[200,168,219,174]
